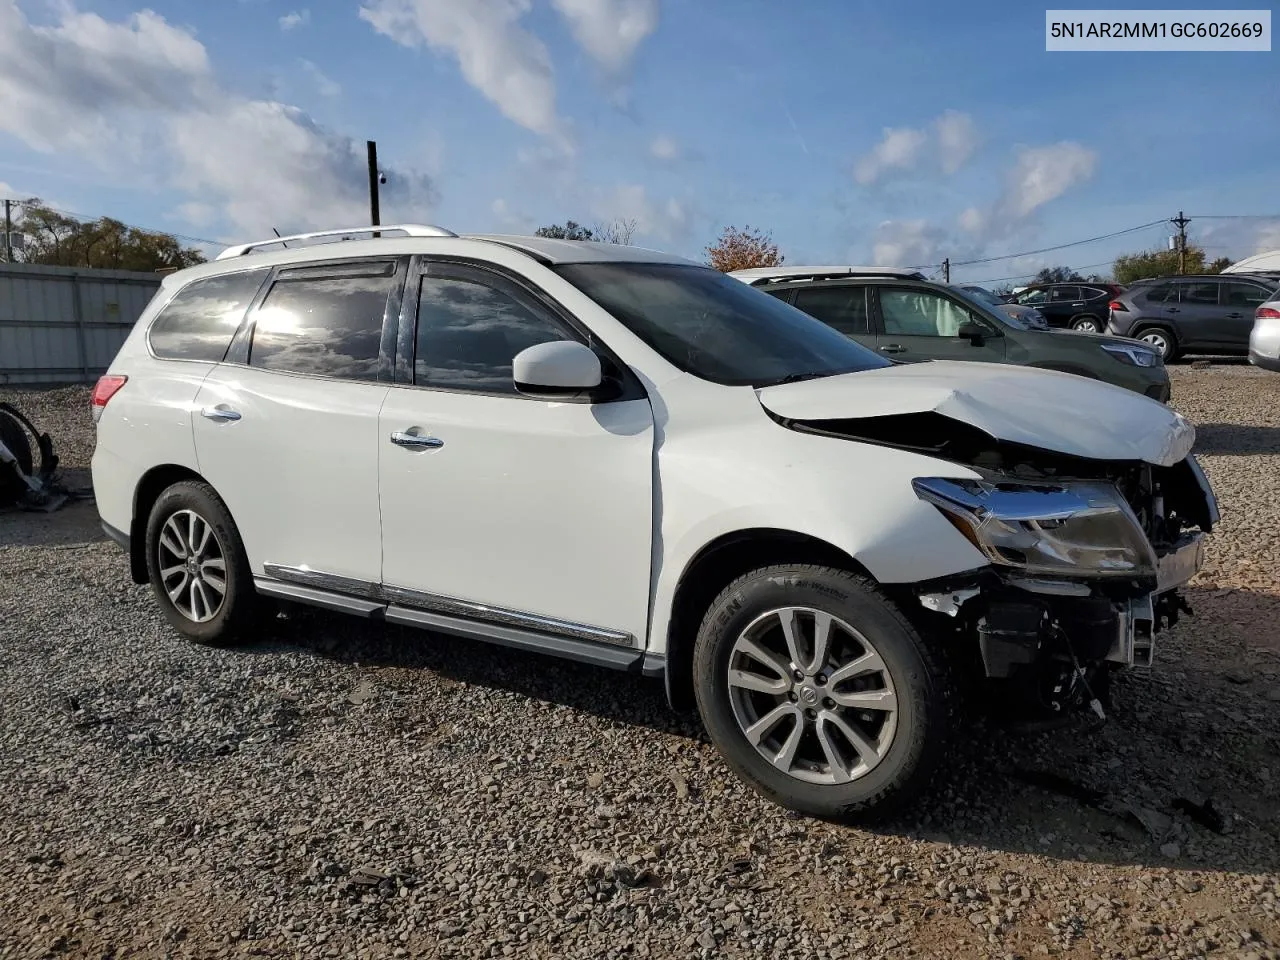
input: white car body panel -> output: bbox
[1250,296,1280,370]
[191,366,388,582]
[757,360,1196,468]
[377,386,656,642]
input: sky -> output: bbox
[0,0,1277,284]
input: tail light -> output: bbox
[1257,306,1280,320]
[91,374,128,423]
[1108,300,1127,312]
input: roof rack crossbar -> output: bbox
[215,223,458,259]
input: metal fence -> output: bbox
[0,262,162,385]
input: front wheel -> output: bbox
[1070,315,1101,333]
[692,565,953,821]
[145,480,258,646]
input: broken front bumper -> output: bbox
[1106,532,1205,667]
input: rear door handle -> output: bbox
[390,431,444,449]
[1071,302,1084,307]
[1226,312,1243,319]
[879,344,906,354]
[200,406,241,422]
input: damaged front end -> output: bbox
[906,447,1216,719]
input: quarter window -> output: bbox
[248,262,397,380]
[1142,284,1174,303]
[414,268,574,394]
[148,269,268,362]
[879,289,974,337]
[792,286,870,336]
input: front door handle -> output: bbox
[390,431,444,449]
[1071,302,1084,307]
[200,406,241,422]
[879,344,906,354]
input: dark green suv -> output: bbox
[737,269,1171,402]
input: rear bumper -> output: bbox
[1250,350,1280,372]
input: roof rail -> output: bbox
[215,223,458,259]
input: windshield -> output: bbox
[949,285,1032,330]
[554,262,892,386]
[959,285,999,305]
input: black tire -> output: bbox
[1135,325,1178,362]
[692,564,953,822]
[1070,315,1102,333]
[145,480,258,646]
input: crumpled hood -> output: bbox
[757,360,1195,467]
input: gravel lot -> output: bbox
[2,365,1278,960]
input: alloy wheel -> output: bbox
[1140,330,1172,358]
[157,509,227,623]
[1072,318,1100,333]
[726,606,898,785]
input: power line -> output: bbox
[967,260,1116,286]
[1188,214,1280,220]
[0,197,221,247]
[949,219,1168,267]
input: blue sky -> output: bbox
[0,0,1276,283]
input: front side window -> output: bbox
[553,262,889,386]
[248,262,397,380]
[1015,288,1048,305]
[792,285,870,336]
[148,269,268,362]
[1223,281,1272,308]
[415,267,573,394]
[879,289,974,337]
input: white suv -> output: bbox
[91,224,1218,819]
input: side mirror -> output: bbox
[513,340,602,399]
[957,322,987,345]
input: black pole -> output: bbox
[367,140,381,236]
[3,200,12,263]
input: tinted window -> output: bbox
[1223,281,1272,308]
[1182,282,1219,305]
[880,289,974,337]
[1015,288,1048,305]
[415,269,572,394]
[1143,284,1174,303]
[553,262,889,386]
[1082,286,1109,300]
[249,262,396,380]
[792,286,870,336]
[148,269,268,362]
[1049,286,1080,301]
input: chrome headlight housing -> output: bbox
[1100,343,1161,367]
[913,477,1156,578]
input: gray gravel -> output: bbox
[2,364,1279,960]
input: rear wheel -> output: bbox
[1137,326,1178,362]
[1070,315,1101,333]
[145,480,258,646]
[692,565,952,821]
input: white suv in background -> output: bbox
[91,225,1218,820]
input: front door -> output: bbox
[1216,280,1272,348]
[192,258,403,584]
[378,260,655,645]
[872,287,1007,364]
[1166,280,1222,350]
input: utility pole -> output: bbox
[3,199,12,263]
[366,140,381,238]
[1172,210,1190,275]
[942,257,950,283]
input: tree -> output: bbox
[10,199,205,271]
[1113,244,1207,283]
[594,218,637,245]
[534,220,595,241]
[1034,266,1084,284]
[1207,256,1234,274]
[705,225,783,273]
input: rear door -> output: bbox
[191,257,404,584]
[871,286,1006,363]
[1217,280,1274,348]
[790,284,876,351]
[1167,280,1221,349]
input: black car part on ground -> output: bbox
[0,403,66,510]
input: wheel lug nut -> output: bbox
[792,670,804,682]
[788,692,798,702]
[823,698,835,709]
[815,674,827,685]
[804,708,817,720]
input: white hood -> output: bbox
[757,360,1195,467]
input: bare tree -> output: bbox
[594,218,638,245]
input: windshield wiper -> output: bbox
[755,371,828,388]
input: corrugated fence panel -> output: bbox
[0,263,162,385]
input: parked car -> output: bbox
[733,267,1171,401]
[956,284,1049,330]
[1249,292,1280,371]
[1106,274,1279,362]
[91,225,1216,821]
[1008,282,1125,332]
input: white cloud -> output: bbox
[360,0,570,150]
[175,201,216,227]
[935,110,978,175]
[854,127,927,185]
[649,134,679,161]
[590,184,690,243]
[957,206,986,234]
[550,0,658,73]
[0,0,435,238]
[300,58,341,97]
[279,9,310,30]
[997,142,1097,220]
[871,219,947,267]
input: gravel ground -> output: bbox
[1,366,1278,960]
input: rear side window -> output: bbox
[1049,286,1080,301]
[1182,282,1218,305]
[792,286,870,336]
[1223,282,1271,308]
[248,261,398,381]
[148,269,268,362]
